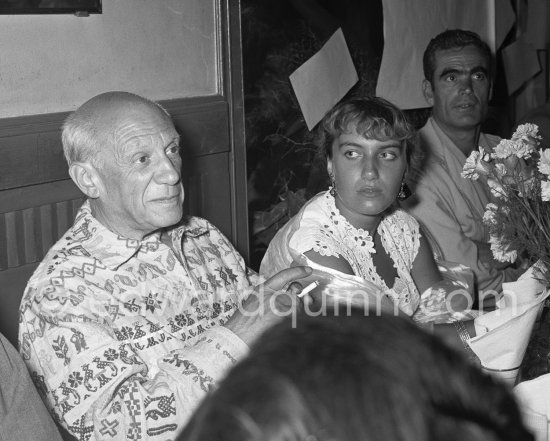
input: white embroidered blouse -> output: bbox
[260,191,421,316]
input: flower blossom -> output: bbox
[518,176,536,199]
[487,178,507,199]
[482,203,499,226]
[494,163,507,178]
[541,180,550,202]
[489,235,517,263]
[461,147,492,180]
[511,123,542,146]
[538,149,550,176]
[493,138,535,160]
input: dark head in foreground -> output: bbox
[181,311,532,441]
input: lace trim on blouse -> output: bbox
[292,191,421,315]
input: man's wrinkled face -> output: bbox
[424,45,492,134]
[94,106,184,239]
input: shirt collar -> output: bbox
[71,201,210,270]
[425,117,494,162]
[71,200,162,270]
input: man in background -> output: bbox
[404,29,521,298]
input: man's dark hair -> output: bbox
[423,29,492,84]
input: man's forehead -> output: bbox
[113,118,178,148]
[434,46,489,70]
[107,104,174,134]
[88,108,176,160]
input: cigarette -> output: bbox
[298,280,319,298]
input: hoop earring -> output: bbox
[397,181,409,200]
[329,174,336,197]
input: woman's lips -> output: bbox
[357,187,382,196]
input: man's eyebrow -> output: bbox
[471,66,489,75]
[439,66,488,79]
[439,67,459,78]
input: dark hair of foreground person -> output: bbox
[180,309,533,441]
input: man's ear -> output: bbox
[69,162,102,199]
[422,79,434,106]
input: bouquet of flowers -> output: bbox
[461,123,550,284]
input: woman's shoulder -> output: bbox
[302,191,330,211]
[286,192,343,251]
[300,187,332,211]
[260,192,333,276]
[264,192,329,246]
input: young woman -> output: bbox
[260,97,477,351]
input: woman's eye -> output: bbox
[380,151,397,160]
[344,151,360,159]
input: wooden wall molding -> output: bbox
[0,96,231,192]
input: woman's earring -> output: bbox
[329,174,336,197]
[397,181,409,200]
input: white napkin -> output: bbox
[514,373,550,441]
[468,264,549,371]
[499,262,549,309]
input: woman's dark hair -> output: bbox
[315,96,418,168]
[181,311,533,441]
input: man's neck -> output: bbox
[89,200,152,241]
[433,119,481,156]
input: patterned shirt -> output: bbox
[19,200,257,441]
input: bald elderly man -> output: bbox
[19,92,310,441]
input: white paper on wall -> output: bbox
[289,28,358,131]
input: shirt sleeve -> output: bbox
[261,198,347,278]
[19,260,250,441]
[0,333,63,441]
[287,206,347,259]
